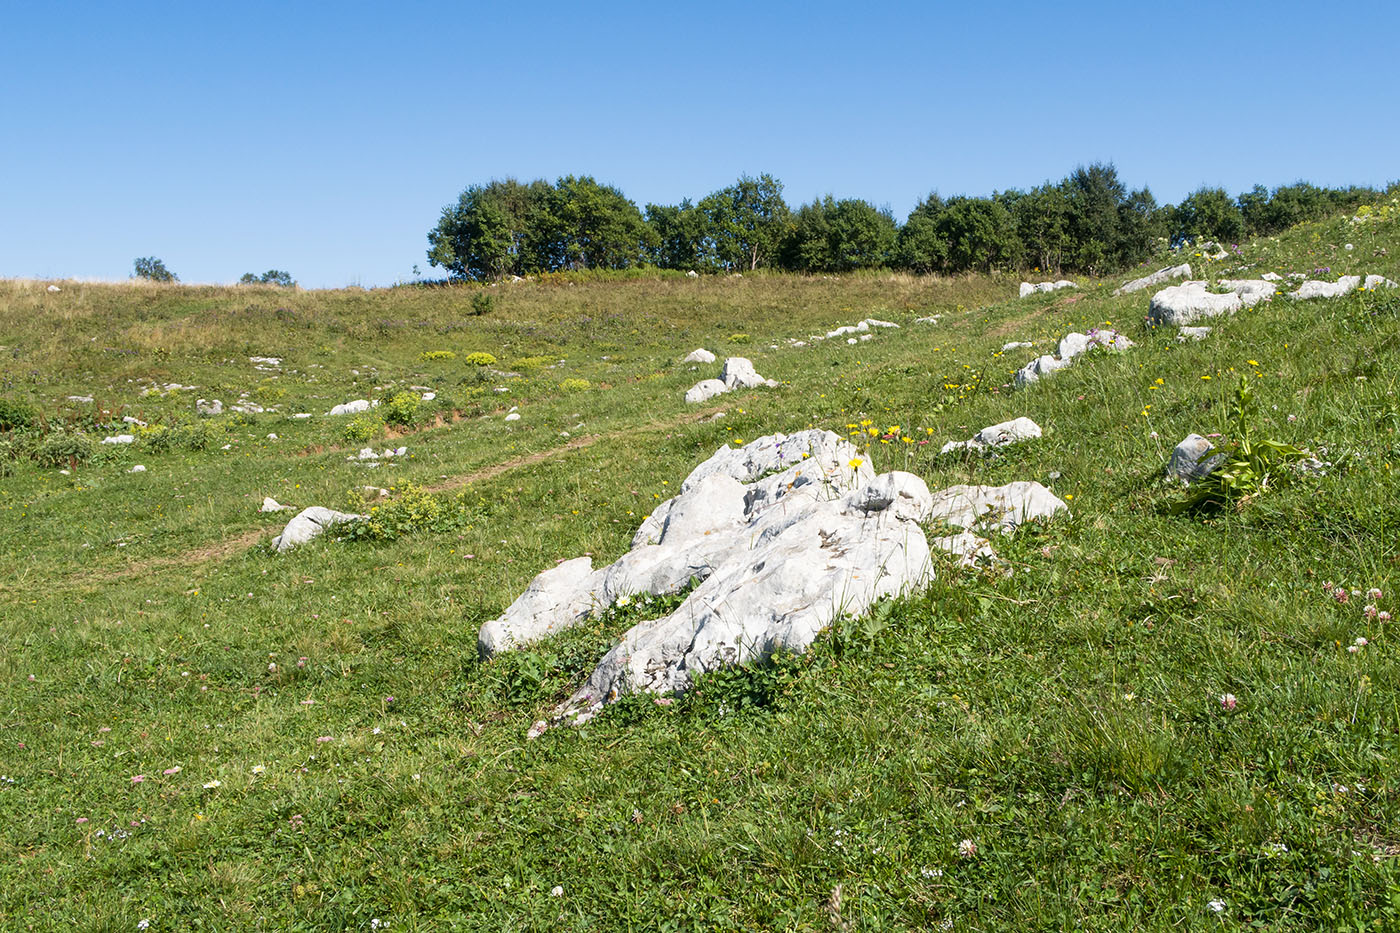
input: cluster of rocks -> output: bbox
[351,446,407,464]
[328,399,377,416]
[684,357,778,404]
[479,430,1068,731]
[1146,273,1398,332]
[1019,280,1076,298]
[1014,329,1134,387]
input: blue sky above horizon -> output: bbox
[3,0,1396,288]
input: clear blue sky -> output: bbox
[3,0,1395,288]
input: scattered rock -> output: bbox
[1115,263,1191,295]
[102,435,135,445]
[684,379,728,404]
[47,284,61,293]
[1261,272,1283,282]
[67,395,94,403]
[292,413,312,419]
[1000,341,1033,352]
[421,392,436,401]
[914,316,940,324]
[123,416,146,427]
[272,507,366,552]
[1287,275,1395,301]
[260,497,292,512]
[266,433,278,440]
[359,486,390,498]
[1014,329,1133,386]
[196,398,223,416]
[940,417,1042,455]
[1365,274,1400,290]
[683,348,716,364]
[327,399,374,416]
[1166,434,1224,483]
[1176,326,1212,342]
[128,464,146,473]
[686,270,699,278]
[1019,280,1075,298]
[825,319,899,339]
[505,412,521,422]
[231,401,265,414]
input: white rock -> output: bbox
[1364,274,1399,290]
[479,556,603,657]
[360,486,390,497]
[67,395,93,403]
[552,472,939,723]
[505,412,521,422]
[327,399,373,416]
[292,413,312,419]
[686,270,699,278]
[1345,243,1354,251]
[1148,282,1243,326]
[1177,326,1212,342]
[266,433,278,440]
[914,316,940,324]
[863,318,899,329]
[927,481,1069,534]
[1058,332,1093,360]
[123,415,146,427]
[356,448,379,460]
[196,398,223,416]
[271,506,366,552]
[1014,330,1130,386]
[940,417,1042,455]
[859,333,873,342]
[1166,434,1224,483]
[230,401,265,414]
[846,337,858,345]
[683,348,717,364]
[47,284,61,293]
[1217,279,1277,304]
[720,357,776,390]
[685,379,728,404]
[1019,280,1076,298]
[260,497,292,512]
[1261,272,1283,282]
[421,392,436,401]
[1000,341,1033,352]
[102,434,135,445]
[1291,276,1362,300]
[128,464,146,473]
[1114,263,1191,295]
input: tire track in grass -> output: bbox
[53,403,731,586]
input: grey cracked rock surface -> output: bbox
[1166,434,1224,483]
[271,506,366,552]
[1114,263,1192,295]
[940,417,1042,455]
[927,481,1069,534]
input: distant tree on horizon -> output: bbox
[132,256,177,283]
[239,269,295,287]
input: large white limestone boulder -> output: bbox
[721,357,777,389]
[684,379,728,404]
[683,348,716,364]
[1148,282,1244,326]
[327,399,374,416]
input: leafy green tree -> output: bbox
[935,197,1020,273]
[531,175,653,271]
[1173,186,1245,245]
[427,179,551,280]
[894,194,947,274]
[782,197,895,272]
[1006,182,1073,273]
[239,270,294,286]
[697,174,790,271]
[132,257,177,282]
[644,199,715,270]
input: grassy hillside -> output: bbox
[2,198,1399,931]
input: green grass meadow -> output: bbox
[3,202,1400,930]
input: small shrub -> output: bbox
[0,438,17,476]
[464,351,497,367]
[341,414,382,444]
[347,484,475,541]
[381,391,420,428]
[559,378,590,392]
[170,421,225,451]
[420,350,457,362]
[136,424,174,453]
[470,292,496,316]
[727,333,751,344]
[35,430,95,467]
[253,382,287,402]
[509,356,551,372]
[0,399,37,432]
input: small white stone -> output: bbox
[505,412,521,422]
[128,464,147,473]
